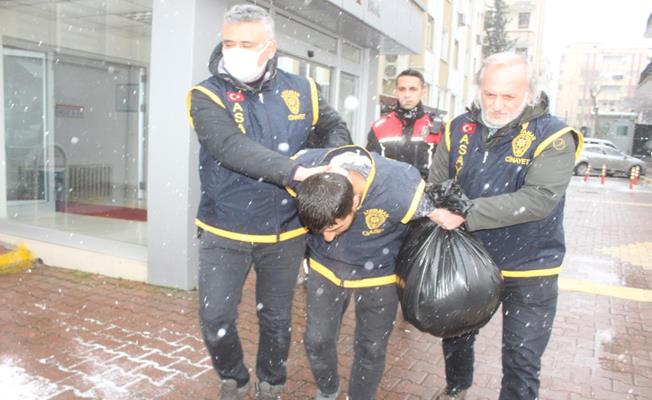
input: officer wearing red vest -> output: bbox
[366,69,441,178]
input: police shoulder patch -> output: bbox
[552,137,567,151]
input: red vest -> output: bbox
[372,112,441,145]
[371,111,441,177]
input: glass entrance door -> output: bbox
[277,54,333,102]
[339,72,360,138]
[3,48,54,210]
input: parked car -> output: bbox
[582,138,619,150]
[574,144,646,177]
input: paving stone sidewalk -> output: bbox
[1,176,651,399]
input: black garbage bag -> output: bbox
[396,180,503,338]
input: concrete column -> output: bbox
[147,0,227,289]
[0,43,7,219]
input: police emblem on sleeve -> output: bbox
[505,129,537,165]
[362,208,389,236]
[552,138,567,151]
[281,90,306,121]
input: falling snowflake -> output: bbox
[278,142,290,152]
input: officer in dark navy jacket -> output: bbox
[428,52,583,400]
[291,145,439,400]
[186,5,351,400]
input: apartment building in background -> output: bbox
[636,13,652,123]
[556,43,650,144]
[377,0,485,121]
[502,0,545,80]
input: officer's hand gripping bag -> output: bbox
[396,180,503,338]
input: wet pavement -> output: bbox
[1,175,651,400]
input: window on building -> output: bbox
[450,94,456,117]
[601,85,621,94]
[2,1,152,246]
[515,47,528,56]
[518,12,530,29]
[441,29,450,62]
[341,41,362,64]
[600,122,611,134]
[277,55,332,103]
[425,15,434,52]
[458,12,466,27]
[421,83,430,105]
[616,126,629,136]
[603,55,624,65]
[453,40,460,69]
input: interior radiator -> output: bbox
[67,164,112,198]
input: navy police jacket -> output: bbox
[446,114,581,277]
[188,69,319,243]
[293,146,425,288]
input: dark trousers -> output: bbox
[303,271,399,400]
[442,276,558,400]
[198,231,305,386]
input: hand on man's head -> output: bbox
[325,165,350,180]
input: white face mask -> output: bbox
[223,42,270,83]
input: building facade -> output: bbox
[635,12,652,125]
[0,0,425,289]
[377,0,485,121]
[502,0,545,79]
[556,43,651,139]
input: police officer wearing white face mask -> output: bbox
[187,4,351,400]
[222,40,271,83]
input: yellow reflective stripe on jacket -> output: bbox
[195,219,307,243]
[401,180,426,224]
[309,258,397,288]
[191,85,226,109]
[308,78,319,126]
[187,85,227,129]
[445,120,452,152]
[574,130,584,158]
[501,266,562,278]
[533,128,584,160]
[285,186,297,198]
[186,90,195,128]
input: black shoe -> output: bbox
[220,379,250,400]
[255,381,283,400]
[433,387,467,400]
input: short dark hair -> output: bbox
[296,173,354,232]
[396,69,425,87]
